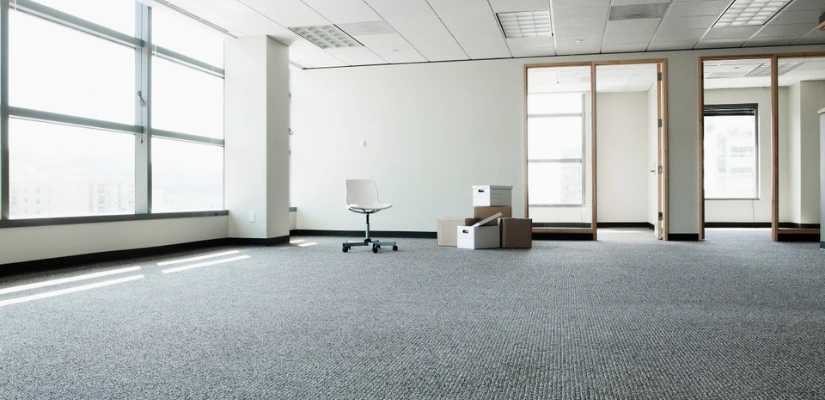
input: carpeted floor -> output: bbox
[1,229,823,399]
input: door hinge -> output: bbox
[658,165,663,174]
[657,72,663,81]
[658,119,663,128]
[658,212,663,221]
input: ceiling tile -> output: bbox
[658,16,717,30]
[553,7,609,23]
[289,41,349,68]
[603,30,656,44]
[488,0,550,13]
[556,34,603,47]
[325,47,387,65]
[664,1,730,17]
[555,44,601,55]
[601,42,649,53]
[241,0,329,27]
[354,33,428,63]
[553,21,605,37]
[552,0,610,9]
[769,10,823,25]
[744,36,800,47]
[428,0,511,59]
[702,26,761,40]
[648,40,697,50]
[794,31,825,45]
[299,0,382,24]
[694,39,746,49]
[363,0,468,61]
[756,24,815,37]
[612,0,671,5]
[606,18,662,33]
[506,37,556,57]
[652,28,707,41]
[176,0,298,41]
[786,0,825,11]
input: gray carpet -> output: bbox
[1,229,824,399]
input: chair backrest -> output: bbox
[346,180,382,208]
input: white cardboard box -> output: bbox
[472,185,513,207]
[456,225,500,249]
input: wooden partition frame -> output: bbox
[698,52,825,242]
[525,59,670,241]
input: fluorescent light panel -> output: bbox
[715,0,792,27]
[290,25,363,49]
[497,10,553,39]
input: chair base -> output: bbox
[342,239,398,253]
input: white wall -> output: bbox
[597,92,649,223]
[290,44,825,234]
[799,81,825,224]
[703,87,789,223]
[225,36,290,239]
[0,216,228,265]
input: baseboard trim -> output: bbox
[668,233,700,241]
[532,232,594,241]
[705,222,772,228]
[777,233,820,242]
[597,222,654,229]
[778,223,821,229]
[290,230,437,239]
[0,235,291,277]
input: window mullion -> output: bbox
[0,0,9,220]
[135,2,151,214]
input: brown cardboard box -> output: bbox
[473,206,512,226]
[437,218,479,246]
[499,218,532,248]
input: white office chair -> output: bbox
[342,179,398,253]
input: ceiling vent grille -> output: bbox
[608,3,670,21]
[496,10,553,38]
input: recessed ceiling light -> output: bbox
[496,10,553,39]
[289,25,363,49]
[714,0,793,27]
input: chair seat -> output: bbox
[348,203,392,213]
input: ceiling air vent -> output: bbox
[609,3,670,21]
[290,25,363,49]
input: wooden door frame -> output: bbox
[698,52,825,242]
[524,58,670,241]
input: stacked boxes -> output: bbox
[436,185,532,249]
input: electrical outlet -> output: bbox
[249,212,256,223]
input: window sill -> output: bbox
[0,210,229,229]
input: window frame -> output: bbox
[527,93,587,207]
[0,0,226,224]
[703,103,760,201]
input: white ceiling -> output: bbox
[703,57,825,88]
[528,64,659,93]
[157,0,825,69]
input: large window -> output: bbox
[704,105,758,199]
[1,0,225,220]
[527,93,585,205]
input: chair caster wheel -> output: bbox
[342,246,349,253]
[372,246,379,253]
[392,246,398,251]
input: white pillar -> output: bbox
[225,36,290,243]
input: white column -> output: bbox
[225,36,290,242]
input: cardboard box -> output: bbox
[472,185,513,207]
[456,225,500,249]
[437,218,478,246]
[499,218,532,249]
[473,206,512,226]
